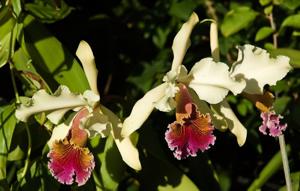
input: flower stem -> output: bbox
[268,12,292,190]
[279,135,292,191]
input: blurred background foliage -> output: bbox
[1,0,300,190]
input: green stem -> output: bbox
[279,135,292,191]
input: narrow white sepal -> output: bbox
[101,105,141,171]
[76,40,100,95]
[122,83,169,137]
[217,101,247,146]
[170,12,199,75]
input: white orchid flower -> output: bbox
[230,44,291,94]
[15,40,141,186]
[122,12,244,137]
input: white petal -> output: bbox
[47,123,71,148]
[188,58,245,104]
[230,44,292,94]
[213,101,247,146]
[154,83,178,112]
[76,40,99,95]
[122,83,169,137]
[81,108,110,138]
[170,12,199,75]
[47,108,70,124]
[16,86,88,122]
[83,90,100,109]
[100,105,141,170]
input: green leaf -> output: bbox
[221,6,258,37]
[92,135,127,190]
[20,14,89,93]
[273,96,291,114]
[259,0,272,6]
[264,5,273,14]
[0,104,17,180]
[7,146,24,161]
[12,0,22,18]
[280,0,300,10]
[0,8,16,67]
[247,145,291,191]
[269,48,300,68]
[281,14,300,29]
[255,27,274,41]
[169,0,198,20]
[25,0,73,23]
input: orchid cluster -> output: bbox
[14,12,292,186]
[121,13,291,159]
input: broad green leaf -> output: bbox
[7,146,24,161]
[280,0,300,10]
[269,48,300,68]
[0,8,16,67]
[281,14,300,29]
[255,27,274,41]
[247,145,291,191]
[259,0,272,6]
[25,0,73,23]
[169,0,198,20]
[279,171,300,191]
[21,14,89,93]
[221,6,258,37]
[91,135,127,190]
[12,0,22,18]
[0,104,17,180]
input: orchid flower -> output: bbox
[229,44,292,136]
[122,13,245,159]
[15,41,141,186]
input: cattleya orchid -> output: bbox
[122,13,246,159]
[15,41,141,186]
[228,44,292,137]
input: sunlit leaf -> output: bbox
[281,14,300,29]
[255,27,274,42]
[221,6,258,37]
[0,104,17,179]
[20,14,89,93]
[0,8,16,67]
[169,0,198,20]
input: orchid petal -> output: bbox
[48,123,71,148]
[230,44,292,94]
[80,109,110,138]
[101,105,141,171]
[170,12,199,75]
[188,58,245,104]
[122,83,169,137]
[16,86,89,122]
[76,40,99,95]
[47,108,70,124]
[213,101,247,146]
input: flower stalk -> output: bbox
[268,12,292,191]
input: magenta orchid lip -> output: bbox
[165,85,216,159]
[47,108,95,186]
